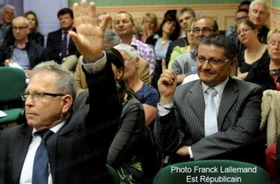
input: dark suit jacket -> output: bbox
[46,28,80,63]
[0,41,48,68]
[0,60,121,184]
[154,77,265,167]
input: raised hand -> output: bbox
[157,59,177,105]
[69,0,110,62]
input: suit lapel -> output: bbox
[186,81,205,123]
[13,125,33,183]
[218,78,239,129]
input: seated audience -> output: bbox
[97,12,113,29]
[74,29,150,95]
[141,12,158,43]
[225,0,251,37]
[168,18,198,70]
[0,4,15,47]
[225,8,248,37]
[74,29,120,94]
[165,7,196,66]
[0,1,122,183]
[172,17,219,84]
[46,8,80,71]
[249,27,280,183]
[115,43,159,126]
[104,46,153,183]
[0,16,48,78]
[24,11,44,46]
[229,0,270,54]
[154,34,265,168]
[236,19,269,81]
[238,0,251,10]
[176,7,197,38]
[114,11,156,76]
[146,14,180,89]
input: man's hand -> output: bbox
[158,59,177,105]
[176,145,190,157]
[4,59,12,66]
[69,0,109,62]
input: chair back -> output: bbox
[106,164,120,184]
[0,67,26,102]
[153,160,271,184]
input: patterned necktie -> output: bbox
[204,87,218,137]
[61,31,68,57]
[32,129,53,184]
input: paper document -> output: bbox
[9,62,24,70]
[0,110,7,118]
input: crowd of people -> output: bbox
[0,0,279,183]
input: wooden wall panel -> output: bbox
[96,4,237,31]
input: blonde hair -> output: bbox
[267,26,280,43]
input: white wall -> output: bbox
[23,0,68,47]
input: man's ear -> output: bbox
[61,95,73,114]
[135,57,140,67]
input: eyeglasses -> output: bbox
[193,27,213,34]
[21,92,65,102]
[237,28,252,35]
[12,26,28,31]
[196,56,230,65]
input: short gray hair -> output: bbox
[32,61,76,100]
[1,4,15,15]
[104,29,120,47]
[250,0,269,11]
[114,43,138,61]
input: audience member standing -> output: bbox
[113,11,156,76]
[24,11,44,46]
[46,8,80,69]
[0,16,48,77]
[0,4,15,47]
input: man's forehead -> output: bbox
[250,3,267,12]
[179,12,192,18]
[12,20,25,26]
[195,19,213,28]
[115,13,130,20]
[4,8,14,13]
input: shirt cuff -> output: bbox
[157,102,174,116]
[81,51,106,73]
[188,146,193,158]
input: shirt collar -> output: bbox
[32,120,66,136]
[202,77,229,95]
